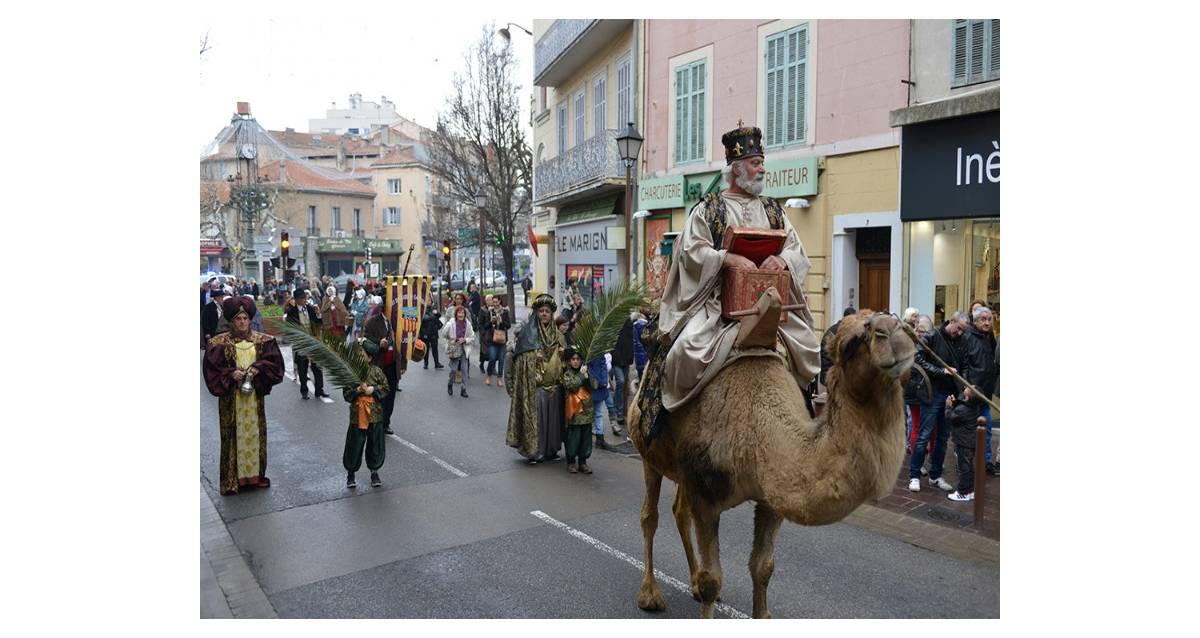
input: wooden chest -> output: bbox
[721,267,793,322]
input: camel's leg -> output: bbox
[671,486,702,601]
[637,464,667,612]
[749,502,784,619]
[690,503,723,619]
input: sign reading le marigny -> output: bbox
[557,228,609,253]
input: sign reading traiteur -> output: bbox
[760,157,819,198]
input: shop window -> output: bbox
[952,19,1000,87]
[968,219,1000,331]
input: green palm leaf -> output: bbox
[274,319,371,389]
[573,280,651,363]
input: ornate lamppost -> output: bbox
[615,121,644,281]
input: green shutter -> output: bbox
[765,25,806,147]
[968,19,986,84]
[953,19,968,85]
[674,60,706,163]
[989,19,1000,79]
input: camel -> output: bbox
[628,300,915,619]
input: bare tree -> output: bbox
[426,23,532,307]
[200,181,283,277]
[200,30,211,58]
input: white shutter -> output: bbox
[674,68,685,163]
[594,76,606,137]
[617,56,631,129]
[765,36,779,146]
[575,92,585,145]
[557,102,567,155]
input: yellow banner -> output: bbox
[384,276,432,359]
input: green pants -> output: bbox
[565,424,593,464]
[343,422,386,472]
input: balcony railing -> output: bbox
[533,131,624,205]
[353,229,365,237]
[306,226,320,236]
[535,19,595,82]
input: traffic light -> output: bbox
[442,240,451,263]
[280,231,292,284]
[495,233,504,246]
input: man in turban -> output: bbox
[203,297,286,495]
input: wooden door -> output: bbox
[859,258,890,314]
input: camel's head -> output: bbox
[832,312,916,382]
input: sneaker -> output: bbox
[316,391,330,398]
[460,387,469,398]
[929,476,954,491]
[578,463,592,475]
[908,478,921,492]
[947,491,974,502]
[346,473,356,489]
[384,426,395,435]
[447,382,453,396]
[301,393,310,400]
[435,364,445,369]
[986,462,1000,476]
[567,463,578,474]
[594,434,608,450]
[370,472,382,487]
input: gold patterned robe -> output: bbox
[204,331,285,494]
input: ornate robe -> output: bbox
[657,191,820,411]
[203,331,285,494]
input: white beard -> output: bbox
[733,162,765,195]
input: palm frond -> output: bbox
[573,280,651,363]
[275,320,371,389]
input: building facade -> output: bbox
[639,19,911,333]
[532,19,642,307]
[890,19,1000,330]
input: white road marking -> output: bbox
[528,510,750,619]
[388,434,468,478]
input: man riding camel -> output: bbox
[640,123,821,437]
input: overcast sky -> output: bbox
[197,3,534,151]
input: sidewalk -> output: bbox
[874,429,1000,542]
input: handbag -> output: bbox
[447,339,464,359]
[492,329,507,346]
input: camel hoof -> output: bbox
[754,610,773,619]
[638,584,667,612]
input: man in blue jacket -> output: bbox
[587,355,611,450]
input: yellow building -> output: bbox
[532,20,641,307]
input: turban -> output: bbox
[221,296,257,321]
[531,293,557,313]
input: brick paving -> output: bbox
[869,429,1000,541]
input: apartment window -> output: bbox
[385,207,401,225]
[574,90,585,145]
[353,208,362,233]
[764,24,808,147]
[332,207,342,230]
[952,19,999,87]
[593,74,607,137]
[388,178,401,194]
[308,205,318,233]
[674,60,707,164]
[616,54,632,130]
[557,101,567,155]
[539,87,547,112]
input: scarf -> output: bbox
[456,319,466,340]
[355,394,375,430]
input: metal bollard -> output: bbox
[974,419,987,526]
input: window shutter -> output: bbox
[594,77,606,137]
[696,62,705,159]
[968,20,986,84]
[989,19,1000,79]
[953,19,968,86]
[675,68,686,162]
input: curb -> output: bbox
[200,484,278,618]
[846,503,999,565]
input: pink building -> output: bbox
[637,19,912,328]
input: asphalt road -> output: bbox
[200,297,1000,618]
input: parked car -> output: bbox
[200,273,237,287]
[332,273,367,295]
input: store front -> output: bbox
[554,204,623,308]
[899,110,1000,330]
[316,237,405,280]
[200,239,225,273]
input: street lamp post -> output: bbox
[497,23,533,43]
[615,121,644,282]
[475,186,488,293]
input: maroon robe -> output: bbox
[203,331,285,494]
